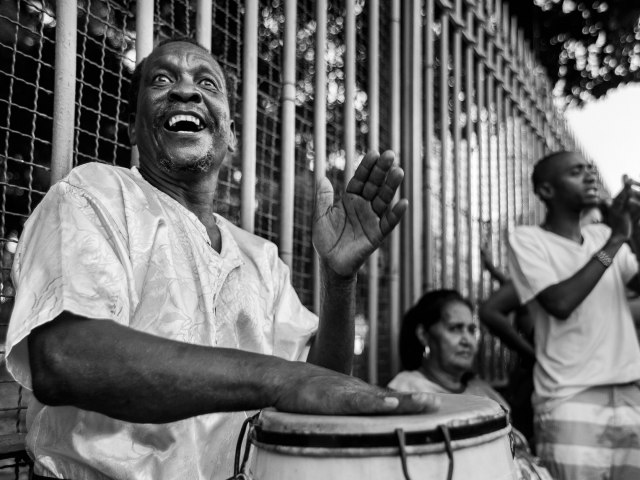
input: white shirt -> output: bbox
[508,224,640,411]
[6,163,318,480]
[388,370,509,411]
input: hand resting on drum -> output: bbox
[29,313,439,423]
[271,363,440,415]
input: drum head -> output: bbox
[254,393,508,449]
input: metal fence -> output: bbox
[0,0,583,474]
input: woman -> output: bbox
[389,289,552,480]
[388,289,507,407]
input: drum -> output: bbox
[243,394,517,480]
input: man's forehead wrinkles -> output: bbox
[149,51,219,73]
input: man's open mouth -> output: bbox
[164,114,206,133]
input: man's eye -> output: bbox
[153,74,171,84]
[200,78,218,89]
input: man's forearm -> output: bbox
[537,234,626,319]
[306,262,356,374]
[479,309,535,361]
[29,312,297,423]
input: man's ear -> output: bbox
[128,113,137,146]
[537,181,554,202]
[226,120,237,153]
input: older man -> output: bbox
[5,38,436,480]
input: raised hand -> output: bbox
[609,178,640,241]
[312,150,408,277]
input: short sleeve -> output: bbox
[617,242,639,285]
[269,253,318,361]
[508,228,559,304]
[6,182,133,389]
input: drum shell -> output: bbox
[246,395,518,480]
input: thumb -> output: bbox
[314,177,335,220]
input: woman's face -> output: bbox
[428,301,479,375]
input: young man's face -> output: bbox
[129,41,235,175]
[544,153,599,210]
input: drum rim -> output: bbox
[252,414,509,449]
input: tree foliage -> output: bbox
[529,0,640,108]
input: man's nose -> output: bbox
[169,78,202,103]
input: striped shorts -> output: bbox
[535,383,640,480]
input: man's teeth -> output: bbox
[168,114,202,127]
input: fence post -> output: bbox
[240,0,258,233]
[51,0,78,182]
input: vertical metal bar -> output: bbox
[439,4,450,287]
[241,0,259,233]
[367,0,380,385]
[51,0,78,183]
[452,0,462,290]
[475,0,486,301]
[509,12,518,233]
[196,0,212,50]
[132,0,154,167]
[529,127,536,225]
[389,0,402,378]
[313,0,328,314]
[486,0,495,291]
[465,0,475,301]
[344,0,356,181]
[279,0,297,269]
[401,0,414,311]
[494,0,504,270]
[424,0,435,291]
[411,0,423,301]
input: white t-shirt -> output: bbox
[6,163,318,480]
[508,224,640,411]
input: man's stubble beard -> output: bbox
[157,122,232,174]
[158,151,216,173]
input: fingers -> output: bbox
[394,392,441,414]
[346,150,397,200]
[347,390,441,415]
[346,150,407,233]
[379,199,408,237]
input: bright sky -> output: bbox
[565,83,640,196]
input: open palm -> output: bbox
[312,150,408,277]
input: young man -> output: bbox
[508,151,640,479]
[5,38,437,480]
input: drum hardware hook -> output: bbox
[394,428,413,480]
[225,412,260,480]
[437,424,454,480]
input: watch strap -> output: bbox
[593,250,613,268]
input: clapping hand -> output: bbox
[312,150,408,277]
[610,176,640,240]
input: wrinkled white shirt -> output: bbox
[5,162,318,480]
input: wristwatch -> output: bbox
[593,250,613,268]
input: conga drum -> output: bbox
[244,394,517,480]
